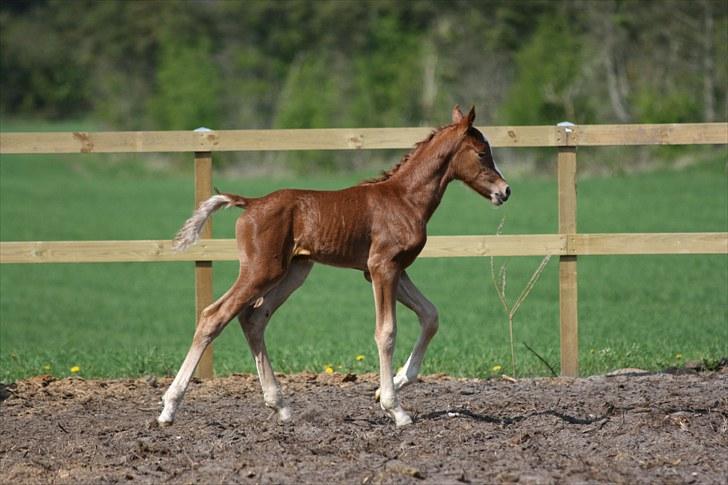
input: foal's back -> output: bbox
[237,183,398,270]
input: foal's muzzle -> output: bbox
[491,185,511,206]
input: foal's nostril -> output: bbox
[503,186,511,200]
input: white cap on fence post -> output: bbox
[557,121,575,133]
[557,121,576,146]
[194,127,214,153]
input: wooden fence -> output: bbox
[1,123,727,378]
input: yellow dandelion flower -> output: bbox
[70,365,81,374]
[42,364,52,371]
[491,364,502,373]
[324,365,334,375]
[355,355,365,362]
[675,353,683,360]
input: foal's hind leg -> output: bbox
[158,267,285,425]
[238,259,313,422]
[375,271,438,400]
[392,272,439,390]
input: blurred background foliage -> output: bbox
[0,0,726,171]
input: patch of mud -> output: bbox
[2,369,727,484]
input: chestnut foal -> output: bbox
[158,106,510,427]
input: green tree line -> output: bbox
[1,0,726,131]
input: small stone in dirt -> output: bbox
[386,460,425,479]
[456,471,471,483]
[605,368,650,377]
[510,433,531,445]
[445,469,471,483]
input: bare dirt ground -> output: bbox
[2,366,727,484]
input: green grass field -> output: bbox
[1,147,726,382]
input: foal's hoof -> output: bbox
[157,407,176,426]
[384,405,413,427]
[392,409,413,427]
[156,417,174,427]
[277,406,292,422]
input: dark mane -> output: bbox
[359,124,452,185]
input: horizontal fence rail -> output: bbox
[1,233,726,264]
[1,123,726,154]
[1,123,727,379]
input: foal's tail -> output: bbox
[172,190,248,251]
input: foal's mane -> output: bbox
[359,123,459,186]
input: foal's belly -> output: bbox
[298,231,371,271]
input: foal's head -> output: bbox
[449,106,510,206]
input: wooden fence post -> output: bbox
[557,122,579,377]
[193,147,214,379]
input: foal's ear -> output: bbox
[452,105,464,124]
[466,106,476,125]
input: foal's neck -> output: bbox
[389,145,454,222]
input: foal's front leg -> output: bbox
[375,271,439,401]
[369,262,412,427]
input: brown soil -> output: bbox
[1,369,727,484]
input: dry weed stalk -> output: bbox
[490,216,552,377]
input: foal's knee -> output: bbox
[374,321,397,351]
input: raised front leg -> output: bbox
[369,261,412,427]
[375,271,439,401]
[239,259,313,422]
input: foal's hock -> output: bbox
[158,106,510,427]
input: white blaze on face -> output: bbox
[483,134,504,179]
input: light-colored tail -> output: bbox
[172,193,247,251]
